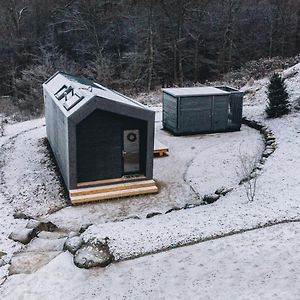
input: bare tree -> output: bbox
[237,150,260,202]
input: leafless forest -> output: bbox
[1,0,300,115]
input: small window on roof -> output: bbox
[63,93,84,111]
[55,85,74,101]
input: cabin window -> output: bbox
[55,85,74,101]
[63,93,84,111]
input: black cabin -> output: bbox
[162,86,243,135]
[43,72,155,192]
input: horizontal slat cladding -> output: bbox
[163,93,177,130]
[230,93,243,125]
[179,96,212,131]
[180,96,211,110]
[163,113,177,123]
[212,96,228,130]
[163,93,177,103]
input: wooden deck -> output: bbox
[154,140,169,157]
[70,179,158,204]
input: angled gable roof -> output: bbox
[43,72,152,120]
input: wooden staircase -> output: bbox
[69,179,158,204]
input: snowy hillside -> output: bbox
[2,62,300,299]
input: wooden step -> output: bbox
[70,180,158,204]
[77,175,146,188]
[154,140,169,157]
[70,180,156,197]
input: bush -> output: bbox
[266,73,290,118]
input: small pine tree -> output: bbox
[266,73,290,118]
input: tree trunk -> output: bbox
[147,1,154,92]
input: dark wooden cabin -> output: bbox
[162,86,243,135]
[43,72,157,204]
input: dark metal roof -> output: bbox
[162,87,230,97]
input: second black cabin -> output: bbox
[162,86,243,135]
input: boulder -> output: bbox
[203,194,220,204]
[146,212,162,218]
[26,220,58,232]
[0,251,6,258]
[165,207,181,214]
[9,251,60,275]
[13,211,32,220]
[9,228,36,245]
[79,224,92,234]
[64,236,83,254]
[74,240,113,268]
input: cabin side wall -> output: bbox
[178,95,213,133]
[211,95,229,131]
[229,92,243,129]
[162,92,178,133]
[43,88,70,188]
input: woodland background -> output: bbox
[1,0,300,115]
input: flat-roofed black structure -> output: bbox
[162,86,243,135]
[43,72,155,195]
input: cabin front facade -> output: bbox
[43,72,157,204]
[162,86,243,135]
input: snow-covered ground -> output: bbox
[2,62,300,299]
[2,222,300,300]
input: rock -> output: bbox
[0,258,6,267]
[146,212,162,218]
[184,203,197,209]
[165,207,181,214]
[203,194,220,204]
[37,221,58,232]
[260,157,267,164]
[266,140,275,146]
[64,236,83,254]
[256,164,264,171]
[68,231,79,238]
[260,126,268,133]
[9,228,36,245]
[74,240,113,268]
[266,135,275,139]
[9,251,61,275]
[0,251,7,258]
[25,219,41,230]
[215,186,233,196]
[13,211,32,220]
[262,149,273,158]
[37,231,67,239]
[79,224,92,234]
[122,216,141,221]
[25,237,66,252]
[26,220,57,232]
